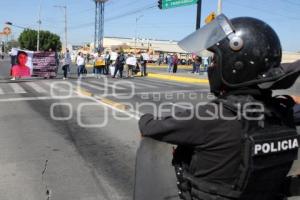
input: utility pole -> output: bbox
[64,6,67,51]
[94,0,108,52]
[54,5,68,51]
[217,0,222,15]
[196,0,202,30]
[37,0,42,51]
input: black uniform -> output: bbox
[138,14,300,200]
[139,89,298,200]
[113,53,125,78]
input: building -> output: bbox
[73,36,300,63]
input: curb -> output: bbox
[147,73,209,84]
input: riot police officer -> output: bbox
[139,14,300,200]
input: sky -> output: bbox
[0,0,300,52]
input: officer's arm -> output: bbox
[138,110,206,146]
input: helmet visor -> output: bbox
[178,14,234,55]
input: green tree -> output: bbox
[18,29,62,51]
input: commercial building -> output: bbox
[72,36,300,63]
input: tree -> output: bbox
[18,29,62,51]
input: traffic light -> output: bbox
[158,0,162,9]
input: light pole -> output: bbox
[217,0,223,15]
[5,22,27,30]
[54,5,68,51]
[37,0,42,51]
[135,15,143,53]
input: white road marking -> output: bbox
[26,82,48,93]
[77,81,105,91]
[0,96,79,102]
[8,83,26,93]
[143,78,190,87]
[98,89,210,97]
[129,81,158,89]
[74,90,142,120]
[43,81,73,93]
[0,87,4,95]
[89,80,125,90]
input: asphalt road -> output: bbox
[0,59,299,199]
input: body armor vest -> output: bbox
[173,95,300,200]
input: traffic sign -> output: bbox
[205,12,216,24]
[158,0,198,9]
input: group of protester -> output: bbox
[61,49,149,80]
[166,54,179,73]
[163,53,211,74]
[96,50,148,79]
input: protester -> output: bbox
[167,54,173,73]
[172,54,179,73]
[76,52,85,78]
[104,51,111,75]
[192,56,202,74]
[112,51,125,78]
[94,52,105,78]
[61,48,71,80]
[140,52,148,76]
[126,53,137,78]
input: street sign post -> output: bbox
[158,0,198,9]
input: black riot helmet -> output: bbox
[179,14,299,95]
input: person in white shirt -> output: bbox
[76,52,85,78]
[126,53,137,78]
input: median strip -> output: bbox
[76,86,93,97]
[76,86,128,111]
[147,73,209,84]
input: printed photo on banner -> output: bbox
[10,48,34,79]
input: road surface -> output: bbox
[0,59,299,199]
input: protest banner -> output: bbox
[32,52,58,78]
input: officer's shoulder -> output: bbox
[197,100,236,115]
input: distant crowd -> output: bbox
[61,49,149,80]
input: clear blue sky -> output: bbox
[0,0,300,52]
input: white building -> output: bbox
[77,37,300,63]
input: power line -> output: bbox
[106,0,141,11]
[224,0,300,20]
[106,3,156,22]
[68,3,156,30]
[284,0,300,7]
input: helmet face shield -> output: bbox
[179,14,296,90]
[178,14,234,56]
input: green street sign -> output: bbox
[161,0,198,9]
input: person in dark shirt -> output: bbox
[112,51,125,78]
